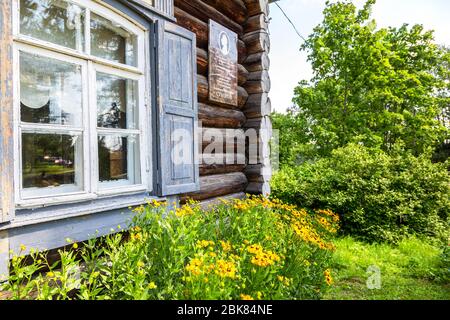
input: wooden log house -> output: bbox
[0,0,273,279]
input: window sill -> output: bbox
[0,192,165,231]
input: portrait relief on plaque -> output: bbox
[208,20,238,106]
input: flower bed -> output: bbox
[1,196,339,300]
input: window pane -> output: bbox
[20,51,83,126]
[98,135,140,185]
[90,13,137,66]
[96,73,138,129]
[20,0,85,51]
[22,132,82,190]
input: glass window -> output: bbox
[98,135,140,186]
[16,0,147,203]
[96,73,138,129]
[20,0,85,51]
[90,13,138,66]
[21,132,83,194]
[20,51,83,126]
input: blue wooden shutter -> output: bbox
[155,21,200,196]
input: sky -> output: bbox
[268,0,450,113]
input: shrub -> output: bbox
[0,197,339,300]
[271,144,450,243]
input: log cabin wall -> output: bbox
[174,0,272,204]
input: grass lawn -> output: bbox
[324,237,450,300]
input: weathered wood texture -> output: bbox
[175,0,272,201]
[175,8,246,63]
[202,0,247,25]
[0,0,14,223]
[174,0,244,36]
[201,128,246,152]
[197,74,248,109]
[196,48,249,86]
[199,103,246,128]
[200,153,246,176]
[240,0,272,195]
[180,172,248,202]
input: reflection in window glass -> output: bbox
[20,51,83,126]
[98,135,140,184]
[20,0,85,51]
[22,132,82,189]
[96,73,138,129]
[90,13,137,66]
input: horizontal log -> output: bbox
[246,181,271,196]
[199,0,247,25]
[237,86,249,108]
[174,0,243,36]
[198,192,246,209]
[197,74,248,109]
[175,7,246,62]
[238,64,249,86]
[248,70,269,82]
[244,13,269,33]
[197,47,208,74]
[198,103,246,128]
[244,116,272,134]
[245,164,272,182]
[181,172,248,202]
[244,80,271,95]
[197,74,209,101]
[244,0,269,17]
[244,116,272,166]
[196,48,249,86]
[175,6,208,48]
[201,127,246,152]
[243,30,270,55]
[200,153,246,176]
[243,93,271,118]
[245,70,271,94]
[244,52,270,72]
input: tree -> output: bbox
[291,0,450,157]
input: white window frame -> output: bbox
[12,0,152,208]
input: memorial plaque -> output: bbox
[208,20,238,106]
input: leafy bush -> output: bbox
[0,197,339,300]
[271,144,450,243]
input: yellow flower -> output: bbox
[209,252,217,258]
[240,294,254,300]
[324,269,333,286]
[215,260,237,279]
[72,243,79,250]
[46,271,55,278]
[247,244,263,254]
[196,240,215,249]
[186,258,204,276]
[20,244,26,252]
[137,261,145,268]
[148,282,157,289]
[220,241,232,252]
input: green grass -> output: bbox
[324,237,450,300]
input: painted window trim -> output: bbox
[126,0,175,20]
[11,0,152,209]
